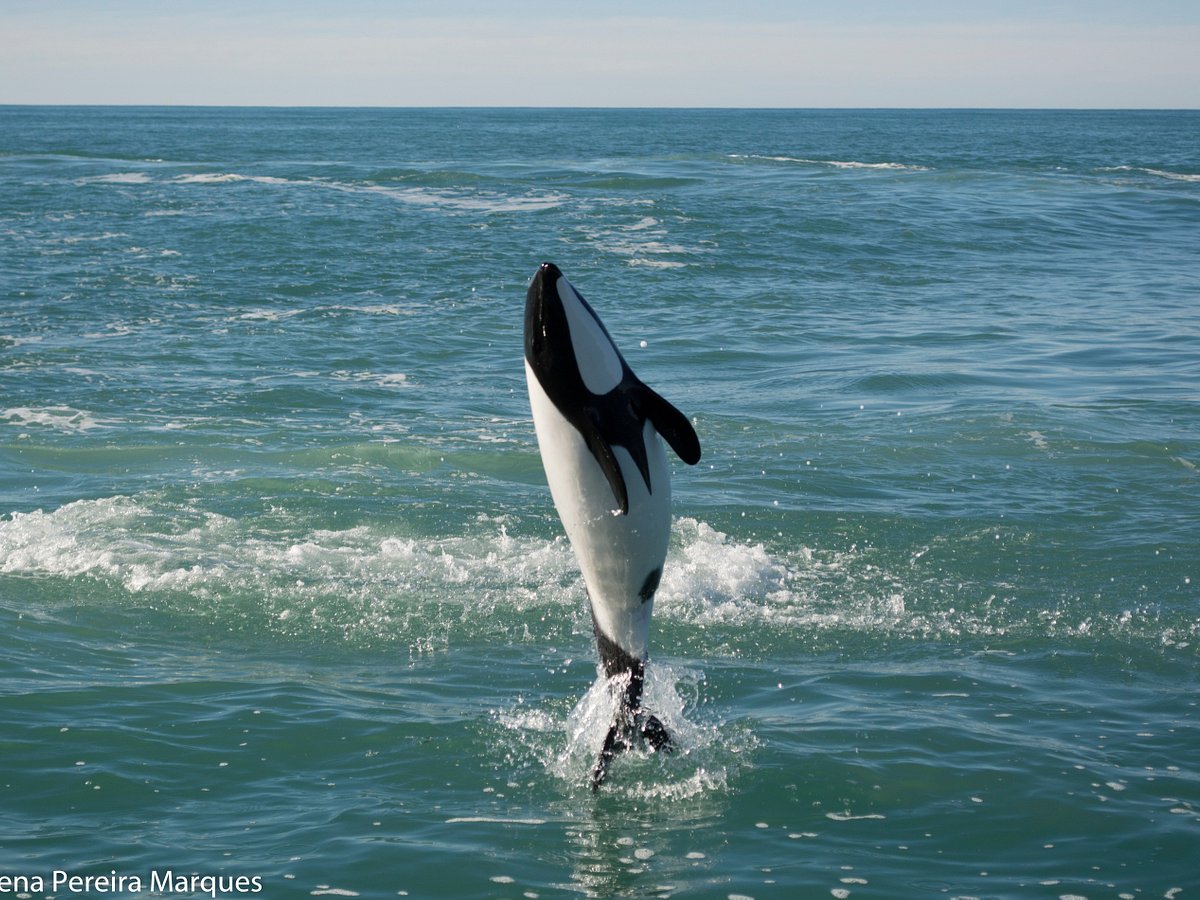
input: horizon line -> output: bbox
[2,103,1198,112]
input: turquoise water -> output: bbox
[1,107,1198,898]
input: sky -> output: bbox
[2,0,1198,108]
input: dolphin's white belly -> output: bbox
[525,360,671,660]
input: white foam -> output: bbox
[628,259,688,269]
[210,172,567,214]
[236,308,305,323]
[728,154,928,172]
[333,304,415,317]
[446,816,547,825]
[3,493,1167,657]
[1,406,106,432]
[1102,165,1200,183]
[658,518,793,625]
[76,172,153,185]
[174,173,248,184]
[83,323,135,339]
[823,159,926,171]
[578,216,700,267]
[1024,430,1050,450]
[330,370,409,388]
[236,304,416,323]
[86,166,569,213]
[347,182,567,214]
[0,499,580,625]
[60,231,128,244]
[0,498,868,648]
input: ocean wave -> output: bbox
[173,172,249,184]
[627,259,689,269]
[2,497,1187,657]
[178,170,567,212]
[578,217,702,267]
[75,172,154,185]
[235,308,307,323]
[330,369,409,388]
[0,500,779,634]
[77,167,568,213]
[0,497,580,633]
[1,406,107,432]
[231,303,417,325]
[58,231,129,244]
[728,154,929,172]
[342,181,568,214]
[1100,165,1200,183]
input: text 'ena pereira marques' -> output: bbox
[0,870,264,897]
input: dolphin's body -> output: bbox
[523,262,700,789]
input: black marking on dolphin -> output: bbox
[592,625,673,791]
[638,566,662,603]
[524,262,700,515]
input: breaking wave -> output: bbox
[2,406,108,433]
[727,154,930,172]
[79,168,568,214]
[2,495,1189,659]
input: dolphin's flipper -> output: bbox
[571,379,699,517]
[636,384,702,466]
[591,721,627,792]
[590,707,674,792]
[581,422,631,514]
[638,712,673,752]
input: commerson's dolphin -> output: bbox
[523,262,701,790]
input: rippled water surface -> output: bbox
[2,108,1198,898]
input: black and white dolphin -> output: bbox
[523,261,701,790]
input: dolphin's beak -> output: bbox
[527,262,560,312]
[525,262,562,362]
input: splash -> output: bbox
[1,495,1191,658]
[498,660,747,801]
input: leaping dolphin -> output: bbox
[523,262,701,790]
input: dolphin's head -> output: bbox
[524,262,626,396]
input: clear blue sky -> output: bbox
[3,0,1197,107]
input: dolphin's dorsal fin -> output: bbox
[635,383,702,466]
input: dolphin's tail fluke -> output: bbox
[590,672,673,792]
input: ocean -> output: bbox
[1,107,1197,899]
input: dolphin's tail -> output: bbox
[590,670,673,792]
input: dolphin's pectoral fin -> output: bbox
[637,384,701,466]
[582,423,630,514]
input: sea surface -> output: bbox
[1,107,1198,899]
